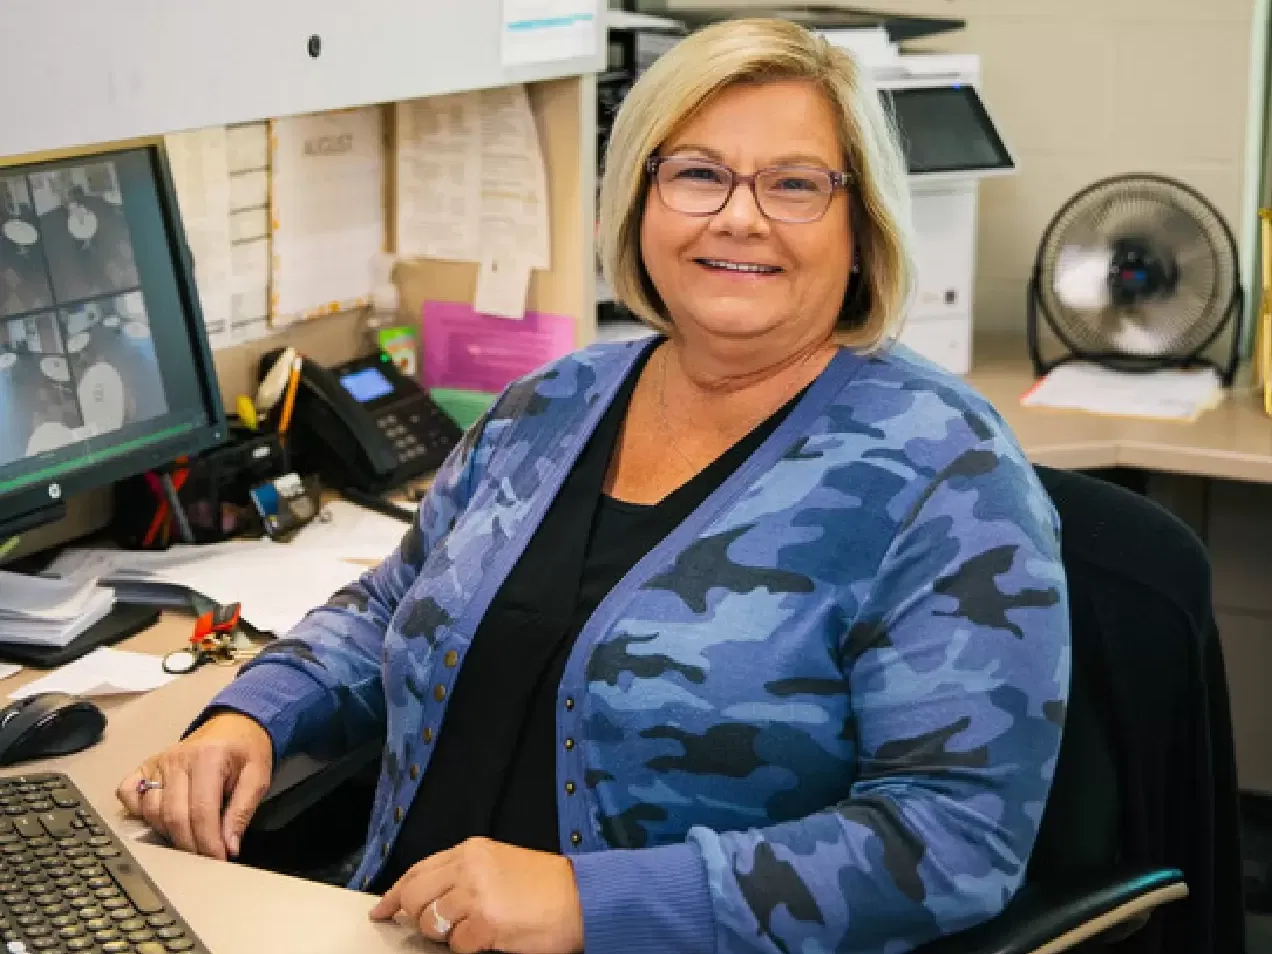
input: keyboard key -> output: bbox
[102,861,164,916]
[48,792,78,810]
[28,940,56,951]
[109,908,137,922]
[166,939,194,952]
[65,939,92,952]
[12,821,38,841]
[145,914,173,929]
[36,813,74,840]
[128,929,155,942]
[93,929,119,942]
[136,943,166,954]
[102,942,130,953]
[56,926,83,939]
[117,919,145,933]
[155,928,183,940]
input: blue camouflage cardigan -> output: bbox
[205,336,1070,954]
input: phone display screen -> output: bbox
[339,366,395,403]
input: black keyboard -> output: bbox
[0,773,207,954]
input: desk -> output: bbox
[967,341,1272,484]
[2,616,440,954]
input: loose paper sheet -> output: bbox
[270,107,386,326]
[502,0,598,67]
[473,250,532,319]
[395,93,482,262]
[479,86,550,270]
[164,128,234,349]
[227,121,272,345]
[1021,363,1226,422]
[8,648,175,700]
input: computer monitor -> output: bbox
[0,144,226,537]
[883,85,1015,176]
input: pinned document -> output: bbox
[502,0,598,67]
[422,300,574,392]
[474,250,532,319]
[479,86,550,270]
[270,107,386,325]
[164,128,234,349]
[395,93,483,263]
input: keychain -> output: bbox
[163,602,248,674]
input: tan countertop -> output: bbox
[2,615,440,954]
[966,341,1272,483]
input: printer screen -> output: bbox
[883,86,1013,175]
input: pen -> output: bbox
[277,356,304,440]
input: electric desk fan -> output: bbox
[1027,173,1243,384]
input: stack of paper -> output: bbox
[1021,363,1226,422]
[0,571,115,647]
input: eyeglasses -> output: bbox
[646,155,851,224]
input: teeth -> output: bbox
[700,259,779,273]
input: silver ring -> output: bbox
[430,900,452,936]
[135,779,163,796]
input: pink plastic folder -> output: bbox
[421,300,576,393]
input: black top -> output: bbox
[374,347,802,888]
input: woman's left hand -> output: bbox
[368,836,585,953]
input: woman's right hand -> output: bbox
[116,711,274,862]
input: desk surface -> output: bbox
[967,342,1272,484]
[5,346,1270,954]
[4,616,440,954]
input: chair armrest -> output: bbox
[252,738,383,832]
[912,866,1188,954]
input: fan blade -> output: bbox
[1053,244,1112,310]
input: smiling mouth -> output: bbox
[694,258,783,275]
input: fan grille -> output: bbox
[1036,175,1238,361]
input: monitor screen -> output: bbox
[340,366,394,404]
[0,146,224,521]
[882,85,1014,175]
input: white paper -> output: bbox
[288,500,410,562]
[164,128,234,349]
[473,249,532,319]
[502,0,598,67]
[8,648,175,700]
[270,108,386,325]
[1021,363,1226,422]
[395,94,482,262]
[479,86,550,270]
[0,665,21,682]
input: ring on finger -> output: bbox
[135,779,164,796]
[430,900,452,937]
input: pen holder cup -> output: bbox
[111,426,287,548]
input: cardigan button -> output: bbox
[443,650,459,667]
[422,727,434,743]
[361,876,370,890]
[409,764,420,780]
[380,843,389,858]
[564,781,576,796]
[564,697,575,711]
[433,684,447,702]
[394,807,403,823]
[563,738,575,751]
[570,831,582,846]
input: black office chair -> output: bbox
[242,466,1244,954]
[914,465,1244,954]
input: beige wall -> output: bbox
[663,0,1261,335]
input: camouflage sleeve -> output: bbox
[199,411,495,761]
[571,443,1071,954]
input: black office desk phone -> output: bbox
[258,351,462,495]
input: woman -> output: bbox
[119,17,1070,954]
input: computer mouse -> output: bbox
[0,692,106,767]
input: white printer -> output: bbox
[832,33,1016,374]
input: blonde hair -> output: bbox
[597,17,915,349]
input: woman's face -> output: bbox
[640,79,853,347]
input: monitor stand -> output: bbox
[0,603,161,669]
